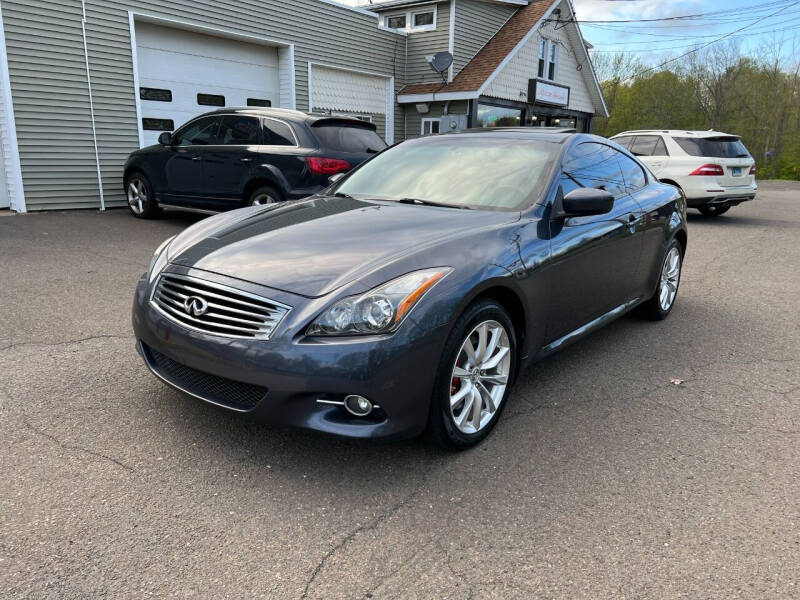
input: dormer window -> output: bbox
[383,6,437,33]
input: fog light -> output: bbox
[344,395,373,417]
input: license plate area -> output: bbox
[731,167,742,176]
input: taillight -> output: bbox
[307,157,351,176]
[689,164,724,176]
[749,164,756,175]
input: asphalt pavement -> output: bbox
[1,181,799,599]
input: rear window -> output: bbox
[313,124,388,154]
[673,136,750,158]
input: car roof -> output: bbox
[443,127,579,143]
[612,129,740,139]
[201,107,376,128]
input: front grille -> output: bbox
[151,273,290,339]
[143,344,267,411]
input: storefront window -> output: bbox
[552,117,576,129]
[477,104,522,128]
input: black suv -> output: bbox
[123,108,387,218]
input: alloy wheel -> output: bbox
[449,320,512,434]
[251,193,278,206]
[659,246,681,312]
[127,178,147,215]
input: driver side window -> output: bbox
[561,142,627,198]
[173,116,221,146]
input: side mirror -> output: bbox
[560,187,614,217]
[158,132,173,146]
[328,172,345,186]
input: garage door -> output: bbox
[310,65,393,143]
[135,22,281,146]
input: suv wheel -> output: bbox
[698,205,730,217]
[427,300,516,450]
[248,185,282,207]
[125,172,159,219]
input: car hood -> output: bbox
[168,196,517,298]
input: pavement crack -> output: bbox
[0,334,132,353]
[20,419,135,473]
[300,488,422,599]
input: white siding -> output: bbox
[0,2,24,211]
[311,66,388,115]
[482,4,596,114]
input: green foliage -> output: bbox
[592,54,800,180]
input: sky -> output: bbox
[342,0,800,65]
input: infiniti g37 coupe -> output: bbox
[133,129,687,449]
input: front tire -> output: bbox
[427,300,517,450]
[639,238,683,321]
[698,205,730,217]
[125,172,159,219]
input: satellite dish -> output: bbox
[429,51,453,74]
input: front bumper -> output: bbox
[132,269,447,440]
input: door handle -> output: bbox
[240,158,253,163]
[191,156,201,162]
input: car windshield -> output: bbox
[313,124,388,154]
[333,135,559,210]
[673,136,750,158]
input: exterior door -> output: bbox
[161,115,220,204]
[629,135,670,177]
[202,114,262,207]
[546,142,645,340]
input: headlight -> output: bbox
[307,268,452,336]
[147,235,176,283]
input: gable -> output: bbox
[483,3,599,113]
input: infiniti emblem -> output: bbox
[183,295,209,317]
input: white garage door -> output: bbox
[135,22,281,146]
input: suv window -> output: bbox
[673,136,750,158]
[312,124,387,154]
[630,136,661,156]
[173,116,220,146]
[217,115,261,145]
[613,136,634,150]
[616,152,648,192]
[262,119,295,146]
[562,142,627,198]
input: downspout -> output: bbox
[80,0,105,210]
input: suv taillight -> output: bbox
[749,164,756,175]
[307,157,351,176]
[689,164,724,176]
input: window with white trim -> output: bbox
[538,39,559,81]
[421,118,440,136]
[383,6,437,32]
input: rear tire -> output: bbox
[639,238,683,321]
[247,185,282,207]
[125,172,159,219]
[698,205,730,217]
[427,300,517,450]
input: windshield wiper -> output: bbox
[332,192,357,200]
[394,197,470,209]
[365,147,382,154]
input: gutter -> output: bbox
[81,0,105,210]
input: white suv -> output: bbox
[610,130,757,217]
